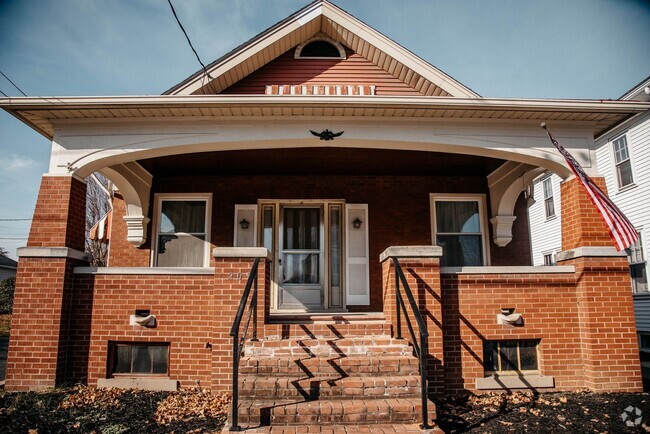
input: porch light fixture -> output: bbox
[239,219,250,230]
[352,217,363,229]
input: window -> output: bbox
[627,234,648,293]
[110,342,169,376]
[154,195,211,267]
[431,195,486,267]
[484,340,539,375]
[542,177,555,219]
[613,134,634,189]
[543,253,554,266]
[295,38,345,59]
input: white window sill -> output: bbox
[617,183,637,194]
[476,374,554,390]
[544,215,558,222]
[97,377,178,391]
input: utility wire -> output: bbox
[0,69,27,96]
[0,219,32,221]
[0,89,8,97]
[166,0,218,94]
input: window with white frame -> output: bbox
[627,233,648,293]
[542,177,555,219]
[431,196,486,267]
[154,195,210,267]
[613,134,634,189]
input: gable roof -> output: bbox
[0,255,17,269]
[164,0,479,98]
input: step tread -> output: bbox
[237,397,436,426]
[226,423,444,433]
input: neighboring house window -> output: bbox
[431,195,486,267]
[543,253,554,266]
[627,234,648,293]
[154,195,211,267]
[484,340,539,375]
[613,134,634,189]
[110,342,169,376]
[542,177,555,219]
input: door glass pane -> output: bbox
[262,206,274,253]
[283,253,319,284]
[160,201,206,233]
[435,201,480,233]
[330,206,341,289]
[283,208,320,250]
[437,234,482,267]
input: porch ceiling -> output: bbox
[138,147,505,177]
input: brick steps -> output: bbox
[240,375,421,399]
[226,423,443,433]
[237,397,436,426]
[264,314,390,339]
[243,337,413,357]
[240,355,420,377]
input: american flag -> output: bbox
[542,123,639,251]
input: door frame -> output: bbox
[258,199,346,312]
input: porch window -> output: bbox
[627,233,648,293]
[431,195,486,267]
[484,340,539,375]
[154,195,211,267]
[613,134,634,189]
[542,177,555,219]
[110,342,169,376]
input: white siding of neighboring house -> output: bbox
[528,173,562,265]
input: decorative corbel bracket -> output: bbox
[490,215,517,247]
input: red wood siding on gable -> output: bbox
[221,48,431,96]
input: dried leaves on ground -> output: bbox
[0,385,230,433]
[435,390,650,433]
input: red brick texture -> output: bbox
[107,193,150,267]
[27,175,86,251]
[77,257,269,392]
[6,175,89,391]
[560,177,612,251]
[382,258,444,395]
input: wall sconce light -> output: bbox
[239,219,250,230]
[352,217,363,229]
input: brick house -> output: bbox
[1,0,649,429]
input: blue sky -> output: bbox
[0,0,649,258]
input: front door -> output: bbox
[278,206,324,309]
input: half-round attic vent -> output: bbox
[295,38,346,60]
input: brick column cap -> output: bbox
[17,247,90,261]
[213,247,272,261]
[556,246,627,263]
[379,245,443,262]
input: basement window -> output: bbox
[483,339,539,375]
[110,342,169,376]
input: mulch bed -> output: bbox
[434,390,650,433]
[0,385,229,433]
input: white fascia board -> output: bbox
[2,95,649,112]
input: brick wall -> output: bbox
[107,193,151,267]
[27,175,86,251]
[440,271,584,393]
[108,174,532,311]
[77,257,269,392]
[560,177,612,250]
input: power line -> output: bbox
[0,89,7,97]
[0,69,27,96]
[166,0,218,94]
[0,219,32,221]
[0,237,28,240]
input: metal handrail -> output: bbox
[229,257,260,432]
[392,257,430,430]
